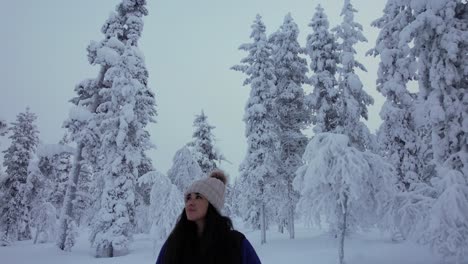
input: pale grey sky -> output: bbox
[0,0,386,179]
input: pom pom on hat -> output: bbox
[185,170,227,213]
[209,169,227,185]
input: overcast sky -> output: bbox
[0,0,387,179]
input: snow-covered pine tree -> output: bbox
[188,110,224,174]
[268,13,310,239]
[293,133,396,264]
[393,1,468,262]
[332,0,374,151]
[306,5,341,134]
[89,0,156,257]
[232,14,279,244]
[368,1,421,191]
[0,108,39,245]
[167,146,203,193]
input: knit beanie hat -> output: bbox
[184,170,227,213]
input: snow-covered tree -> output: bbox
[25,155,57,244]
[0,108,39,245]
[57,36,102,255]
[306,5,340,134]
[134,153,154,234]
[398,0,467,178]
[26,144,74,244]
[73,163,93,227]
[425,168,468,263]
[188,110,224,174]
[368,1,421,191]
[139,170,182,250]
[89,0,156,257]
[389,1,468,262]
[57,101,98,250]
[332,0,374,151]
[136,153,153,206]
[34,142,74,211]
[269,13,310,239]
[51,137,73,209]
[223,182,237,218]
[49,134,91,250]
[58,0,156,256]
[232,14,279,244]
[293,133,396,264]
[167,146,203,193]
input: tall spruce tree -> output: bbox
[269,13,310,239]
[188,110,224,174]
[306,5,341,134]
[89,0,156,257]
[332,0,374,151]
[232,14,278,244]
[0,108,39,245]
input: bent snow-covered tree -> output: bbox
[167,145,203,193]
[138,170,182,251]
[294,133,396,264]
[232,14,279,244]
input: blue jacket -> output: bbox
[155,238,261,264]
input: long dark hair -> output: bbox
[163,203,239,264]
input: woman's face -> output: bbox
[185,192,209,222]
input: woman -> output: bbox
[155,170,261,264]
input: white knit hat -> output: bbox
[184,170,227,213]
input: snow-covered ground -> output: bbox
[1,224,443,264]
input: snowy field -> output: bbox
[1,224,444,264]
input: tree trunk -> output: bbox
[288,206,295,239]
[260,202,266,244]
[287,180,295,239]
[339,194,348,264]
[18,203,32,241]
[57,144,83,250]
[96,243,113,258]
[278,222,284,233]
[57,65,106,251]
